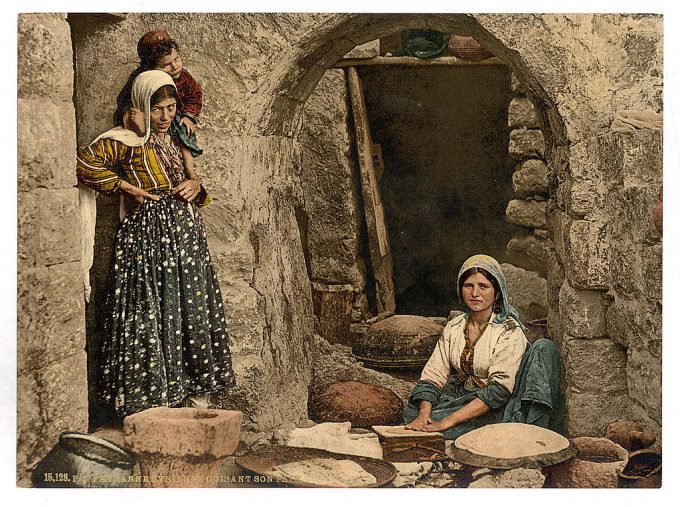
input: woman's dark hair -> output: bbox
[459,267,503,313]
[140,39,181,70]
[150,84,178,107]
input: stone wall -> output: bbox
[501,73,550,323]
[17,14,88,486]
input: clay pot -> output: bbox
[310,380,403,429]
[617,448,661,488]
[124,407,242,487]
[448,35,495,60]
[605,420,656,451]
[547,437,627,488]
[352,315,443,370]
[32,432,137,488]
[526,318,549,344]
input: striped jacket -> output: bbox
[76,136,209,206]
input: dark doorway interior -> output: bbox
[360,65,518,317]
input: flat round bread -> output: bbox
[272,458,377,487]
[455,423,569,460]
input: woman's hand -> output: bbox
[405,413,433,431]
[172,179,201,202]
[179,116,196,136]
[119,180,160,205]
[422,419,454,433]
[123,108,146,136]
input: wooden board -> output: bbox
[346,66,396,313]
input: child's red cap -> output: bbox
[137,29,172,60]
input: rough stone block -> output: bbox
[501,263,548,322]
[469,468,545,488]
[510,73,526,95]
[17,262,86,375]
[18,14,74,100]
[547,307,565,354]
[546,250,564,310]
[344,39,380,58]
[558,281,609,338]
[608,185,661,247]
[565,220,609,290]
[512,159,548,196]
[626,347,661,423]
[220,283,266,357]
[509,129,545,159]
[18,97,77,192]
[508,97,540,129]
[506,233,553,275]
[36,188,81,266]
[640,243,662,302]
[565,140,605,218]
[545,203,571,264]
[506,199,547,229]
[17,352,89,485]
[17,189,39,269]
[606,297,662,354]
[565,391,632,437]
[209,236,255,285]
[564,337,628,393]
[599,130,663,187]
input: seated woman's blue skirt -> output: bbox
[403,339,565,440]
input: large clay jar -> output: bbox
[605,420,656,451]
[547,437,627,488]
[352,315,444,370]
[310,380,403,428]
[447,35,495,60]
[617,448,661,488]
[32,432,137,488]
[124,407,242,488]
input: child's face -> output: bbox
[154,48,183,80]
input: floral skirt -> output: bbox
[99,194,235,417]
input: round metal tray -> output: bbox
[446,440,577,470]
[235,445,397,488]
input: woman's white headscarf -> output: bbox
[457,254,528,333]
[80,70,177,301]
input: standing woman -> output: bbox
[77,70,235,419]
[404,255,528,440]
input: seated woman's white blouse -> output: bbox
[420,313,528,394]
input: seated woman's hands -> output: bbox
[172,179,201,202]
[405,413,433,431]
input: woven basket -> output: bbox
[236,446,397,488]
[448,35,494,61]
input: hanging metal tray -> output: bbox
[235,445,397,488]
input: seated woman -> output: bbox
[404,255,530,440]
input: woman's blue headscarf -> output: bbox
[457,254,527,333]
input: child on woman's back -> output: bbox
[115,30,203,180]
